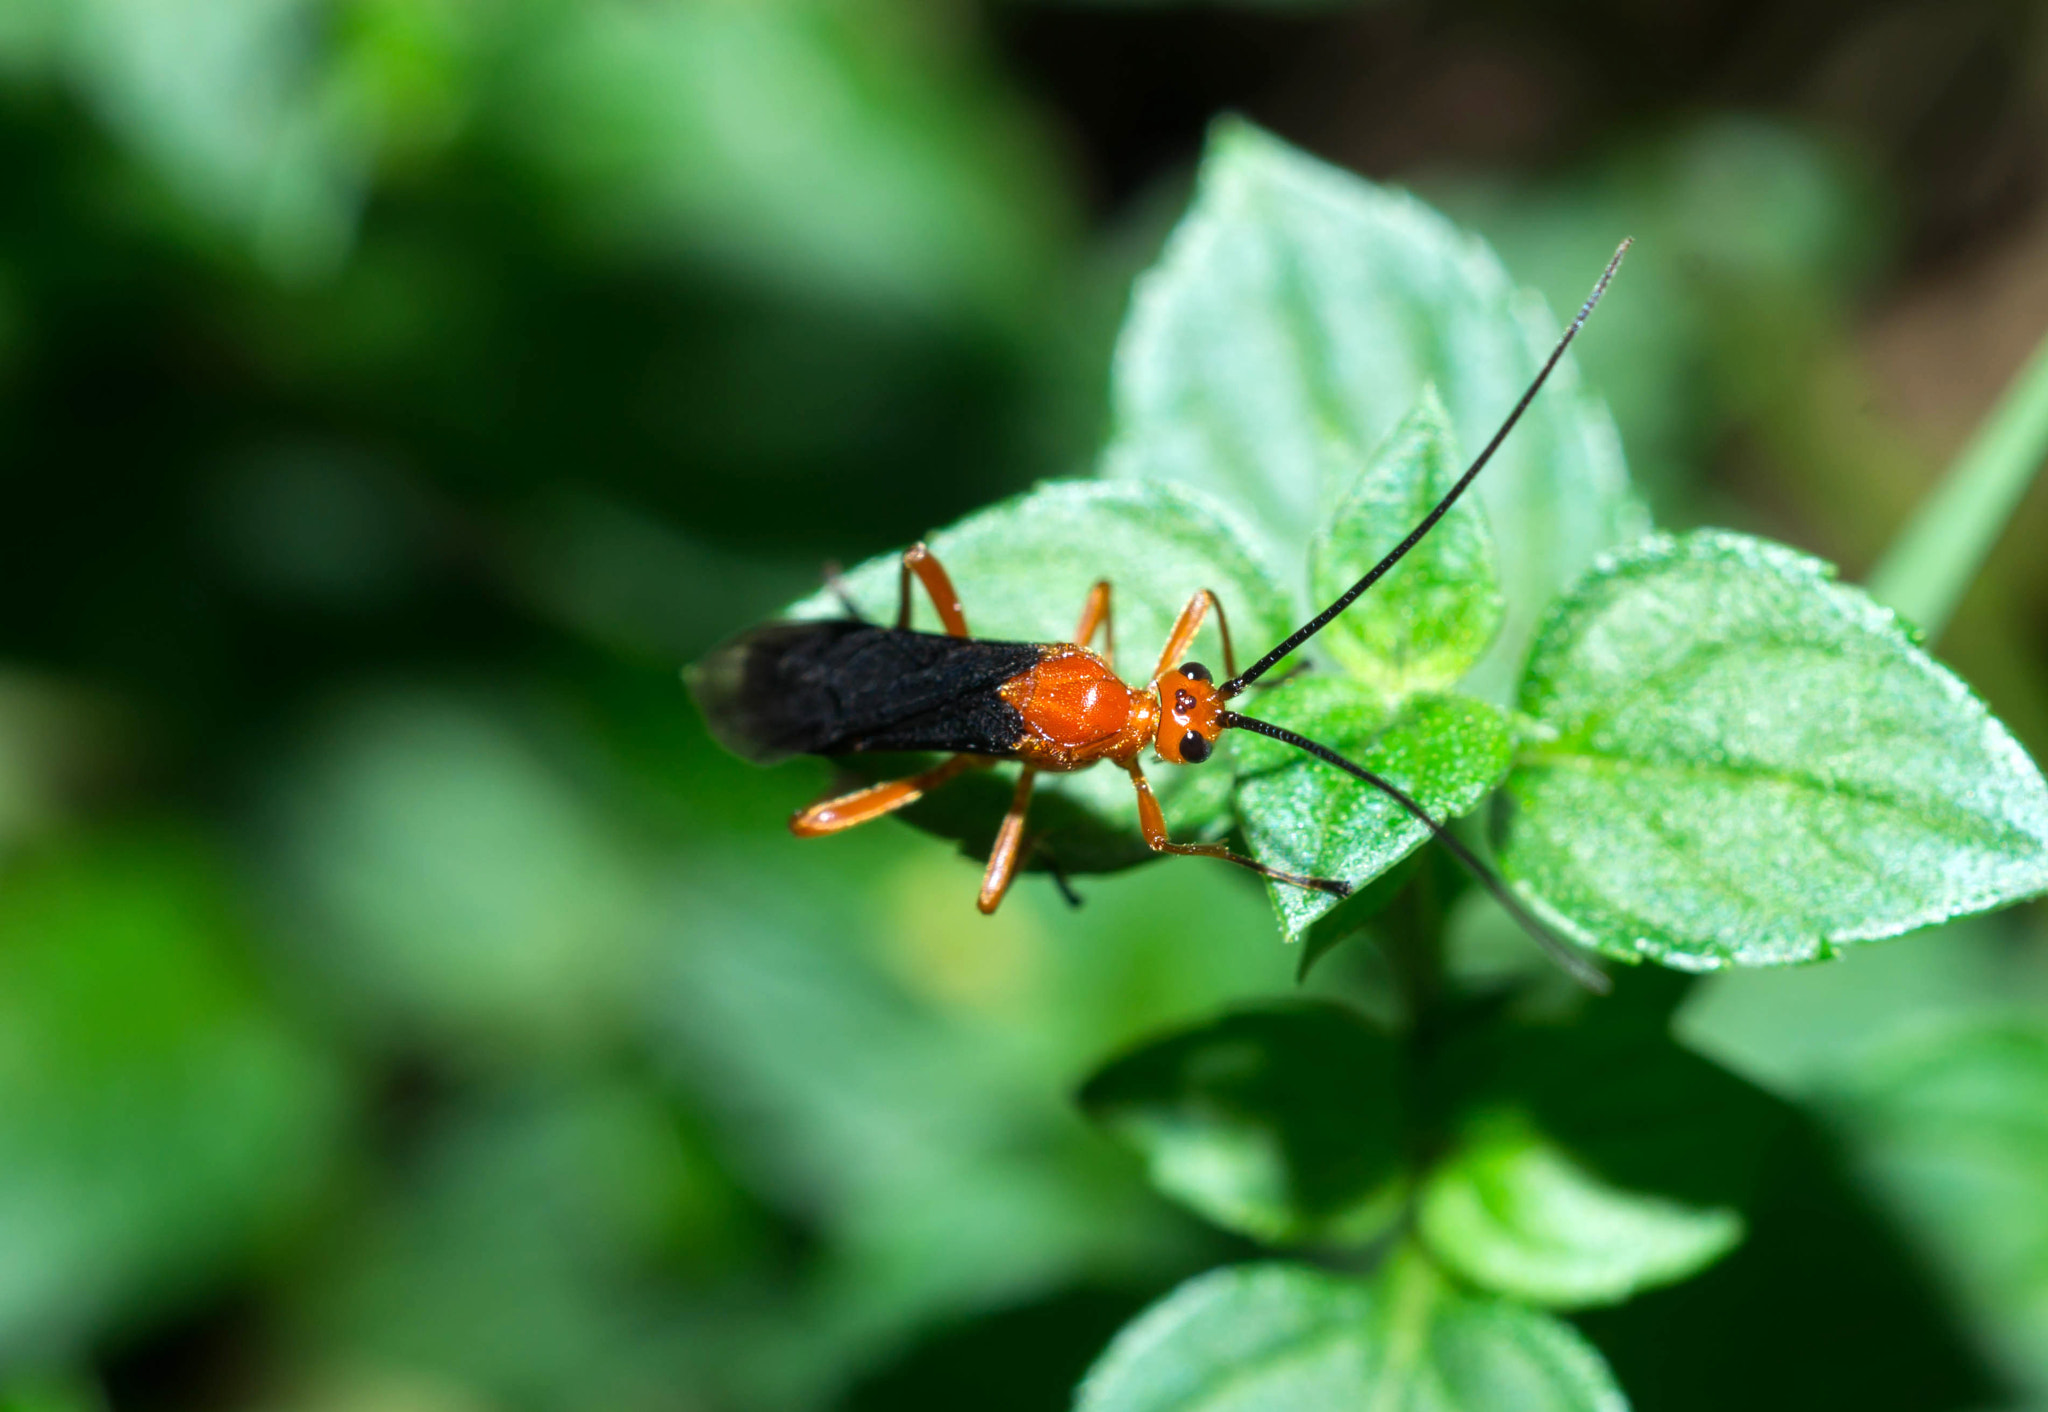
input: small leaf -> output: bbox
[786,479,1292,871]
[1076,1254,1628,1412]
[1106,118,1642,702]
[1078,1001,1405,1245]
[1500,529,2048,968]
[1234,677,1512,941]
[1417,1111,1743,1309]
[1311,386,1504,698]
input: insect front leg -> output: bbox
[1151,590,1239,681]
[1123,760,1350,896]
[897,543,970,637]
[791,754,983,837]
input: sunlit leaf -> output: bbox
[1417,1111,1743,1309]
[1106,118,1641,702]
[1234,677,1511,940]
[1078,1001,1405,1245]
[1311,386,1504,699]
[1500,530,2048,968]
[1076,1255,1627,1412]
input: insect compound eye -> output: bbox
[1178,662,1212,683]
[1179,730,1212,764]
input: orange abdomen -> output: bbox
[999,646,1156,771]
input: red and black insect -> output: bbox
[691,242,1630,987]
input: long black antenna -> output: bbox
[1222,710,1610,993]
[1219,237,1633,698]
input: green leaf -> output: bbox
[1295,850,1421,983]
[504,0,1068,321]
[47,0,371,279]
[1311,386,1504,699]
[790,479,1293,871]
[1417,1110,1743,1309]
[1234,677,1512,941]
[0,832,345,1359]
[1106,118,1642,702]
[1078,1001,1405,1245]
[1075,1254,1628,1412]
[1500,529,2048,969]
[1826,1019,2048,1400]
[272,695,652,1051]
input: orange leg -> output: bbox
[1151,590,1239,681]
[792,755,981,837]
[977,768,1039,914]
[1124,760,1350,895]
[1074,580,1113,662]
[898,543,970,638]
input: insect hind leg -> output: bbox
[977,767,1038,914]
[791,754,982,836]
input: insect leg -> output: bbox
[1073,580,1114,664]
[897,542,970,638]
[791,754,982,837]
[976,767,1039,914]
[1150,590,1239,681]
[1124,760,1350,896]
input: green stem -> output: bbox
[1383,861,1444,1032]
[1364,1243,1441,1412]
[1868,324,2048,642]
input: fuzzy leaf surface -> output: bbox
[1500,530,2048,968]
[1078,1001,1405,1245]
[1106,118,1640,701]
[1235,677,1512,940]
[1075,1257,1628,1412]
[1311,386,1504,699]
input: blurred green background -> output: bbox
[4,1,2048,1409]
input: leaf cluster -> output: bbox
[760,120,2048,1409]
[795,118,2048,974]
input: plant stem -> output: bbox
[1868,323,2048,643]
[1383,861,1445,1034]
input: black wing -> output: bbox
[687,619,1043,764]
